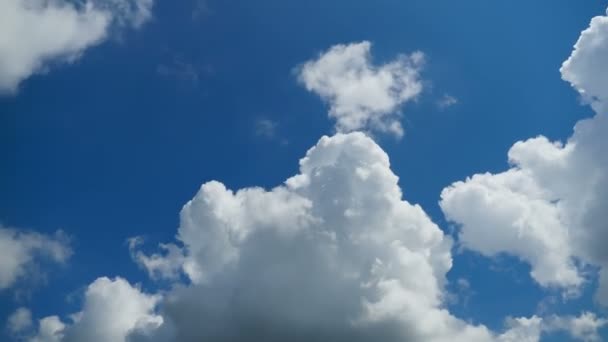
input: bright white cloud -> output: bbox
[26,277,162,342]
[21,133,605,342]
[440,7,608,304]
[561,8,608,114]
[0,0,153,94]
[0,226,71,290]
[29,316,65,342]
[298,41,424,137]
[122,132,574,342]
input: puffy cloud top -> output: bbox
[561,8,608,114]
[298,42,424,137]
[121,132,589,342]
[26,277,161,342]
[21,132,606,342]
[441,7,608,304]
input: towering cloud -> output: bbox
[115,132,601,342]
[298,42,424,137]
[440,8,608,304]
[0,0,153,94]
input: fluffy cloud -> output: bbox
[0,226,71,290]
[545,312,608,342]
[440,8,608,304]
[298,42,424,137]
[7,308,33,335]
[20,133,604,342]
[0,0,153,94]
[28,317,65,342]
[561,8,608,114]
[120,132,600,342]
[24,277,162,342]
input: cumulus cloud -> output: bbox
[28,316,65,342]
[0,226,71,290]
[545,312,608,342]
[19,133,604,342]
[0,0,154,94]
[561,8,608,114]
[440,7,608,304]
[121,132,588,342]
[24,277,162,342]
[7,308,33,335]
[13,9,608,340]
[298,41,424,137]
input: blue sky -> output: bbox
[1,0,608,341]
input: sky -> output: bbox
[1,0,608,341]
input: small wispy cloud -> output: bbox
[156,56,211,85]
[437,94,459,110]
[254,118,278,139]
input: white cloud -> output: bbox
[254,118,278,139]
[498,316,543,342]
[440,7,608,304]
[545,312,608,342]
[128,237,185,281]
[0,0,154,94]
[437,94,459,109]
[21,132,605,342]
[7,308,33,335]
[29,316,65,342]
[26,277,162,342]
[124,132,563,342]
[298,41,424,137]
[561,8,608,114]
[0,226,71,290]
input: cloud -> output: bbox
[437,94,459,110]
[25,277,162,342]
[560,8,608,114]
[21,132,605,342]
[128,237,185,281]
[7,308,33,335]
[440,7,608,304]
[11,10,608,340]
[254,118,278,139]
[0,0,154,94]
[122,132,576,342]
[156,56,208,85]
[545,312,608,342]
[298,42,424,137]
[28,316,65,342]
[0,226,71,290]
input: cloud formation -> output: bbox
[20,134,606,342]
[7,308,33,336]
[9,7,608,339]
[24,277,161,342]
[0,226,71,290]
[0,0,153,94]
[113,133,606,342]
[298,42,424,137]
[440,8,608,304]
